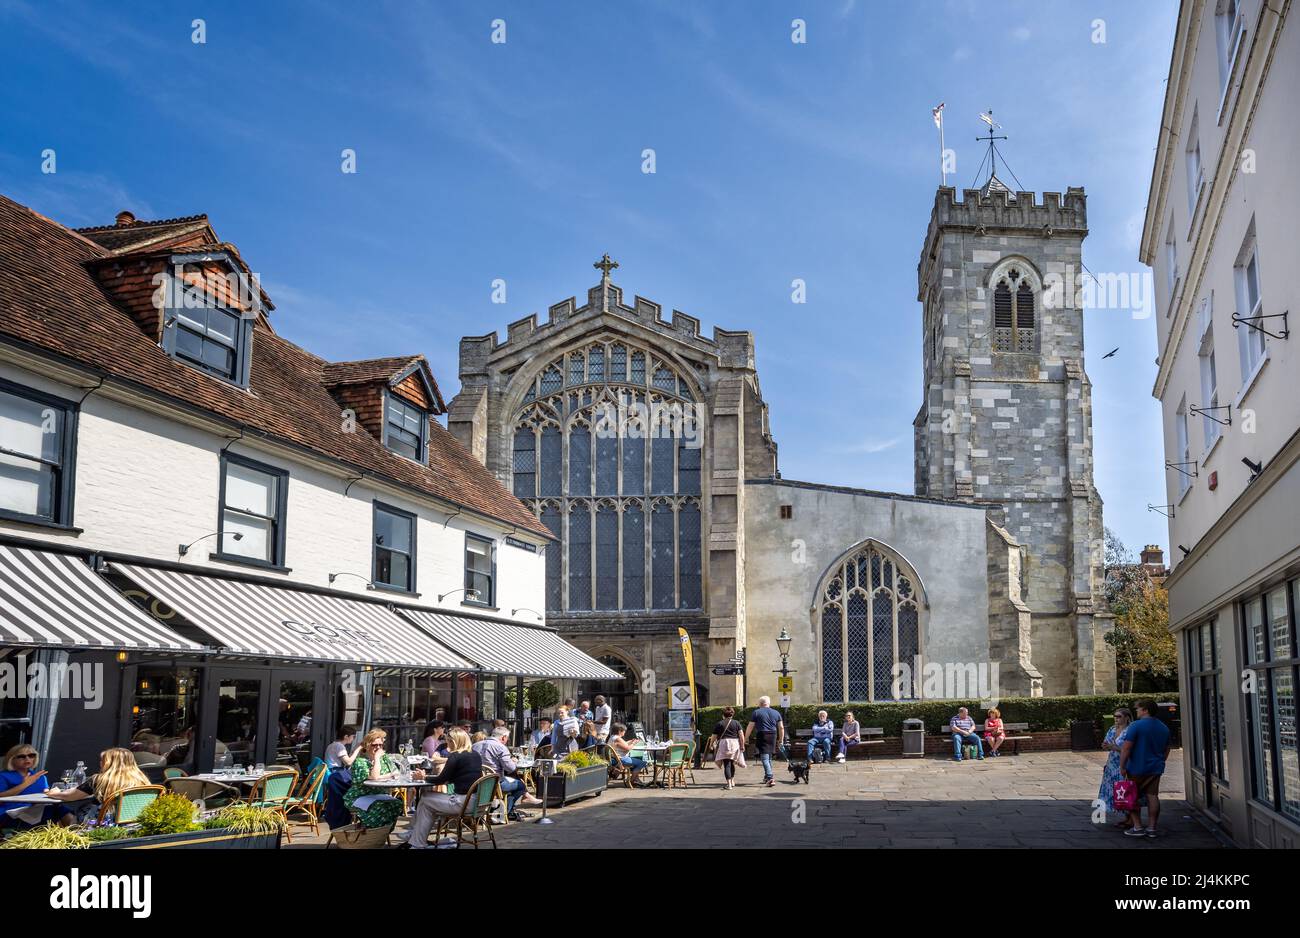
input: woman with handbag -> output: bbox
[1099,707,1140,829]
[712,707,746,790]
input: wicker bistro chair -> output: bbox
[433,773,500,848]
[659,744,690,789]
[162,767,188,780]
[683,740,699,785]
[246,770,300,842]
[606,748,635,789]
[283,764,328,837]
[165,777,240,811]
[98,785,166,825]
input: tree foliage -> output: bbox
[1103,528,1176,692]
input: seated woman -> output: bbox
[45,747,152,823]
[576,720,601,751]
[606,724,647,784]
[342,729,405,830]
[0,744,75,828]
[983,707,1007,756]
[400,729,484,849]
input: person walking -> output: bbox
[1119,699,1171,839]
[744,696,785,787]
[712,707,746,790]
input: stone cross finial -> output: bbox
[594,253,619,281]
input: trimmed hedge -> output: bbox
[694,694,1179,737]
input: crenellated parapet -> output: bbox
[461,272,758,376]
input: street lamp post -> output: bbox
[774,627,795,727]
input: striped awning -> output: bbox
[109,563,474,670]
[396,609,621,680]
[0,545,203,652]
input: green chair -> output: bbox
[683,739,698,785]
[162,767,188,780]
[246,770,300,842]
[98,785,166,824]
[433,773,499,848]
[659,744,689,789]
[284,764,327,837]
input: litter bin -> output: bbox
[1156,702,1181,748]
[902,718,925,757]
[1071,719,1097,750]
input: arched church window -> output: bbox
[815,542,925,702]
[514,339,703,614]
[992,266,1037,353]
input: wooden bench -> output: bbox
[974,721,1033,755]
[791,726,886,760]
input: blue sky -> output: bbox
[0,0,1176,556]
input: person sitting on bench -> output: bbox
[950,707,984,762]
[807,710,835,764]
[837,711,861,762]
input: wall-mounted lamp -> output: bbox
[179,531,239,557]
[1242,457,1263,481]
[328,572,375,590]
[1178,545,1191,557]
[115,651,128,663]
[511,607,545,621]
[438,588,481,603]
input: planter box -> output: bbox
[90,828,282,850]
[541,764,608,807]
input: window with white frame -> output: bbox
[1176,404,1192,497]
[1199,324,1221,451]
[1234,233,1266,384]
[1216,0,1244,96]
[1185,110,1203,214]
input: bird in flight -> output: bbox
[1102,347,1119,359]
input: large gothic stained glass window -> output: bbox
[512,339,704,613]
[815,542,924,702]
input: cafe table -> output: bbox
[629,742,672,788]
[191,771,266,785]
[0,793,60,804]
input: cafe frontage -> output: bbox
[0,538,619,782]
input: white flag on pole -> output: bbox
[932,102,945,129]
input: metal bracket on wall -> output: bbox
[1165,460,1199,479]
[1147,502,1175,519]
[1189,404,1232,427]
[1231,309,1289,340]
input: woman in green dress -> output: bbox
[343,728,405,829]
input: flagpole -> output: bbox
[938,110,946,186]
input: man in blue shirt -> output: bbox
[744,696,785,787]
[1119,699,1172,838]
[807,710,835,764]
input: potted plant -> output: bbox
[542,749,609,806]
[1,796,285,850]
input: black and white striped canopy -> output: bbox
[111,563,473,670]
[0,545,203,652]
[396,609,621,680]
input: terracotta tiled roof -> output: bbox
[323,355,447,413]
[75,214,214,254]
[0,193,550,539]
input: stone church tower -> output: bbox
[913,180,1114,694]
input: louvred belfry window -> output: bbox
[992,268,1036,353]
[512,338,704,614]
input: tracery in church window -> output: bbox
[992,265,1037,353]
[513,338,703,613]
[815,542,924,702]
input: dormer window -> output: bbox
[384,392,427,463]
[162,281,254,387]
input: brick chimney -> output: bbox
[115,210,136,227]
[1140,545,1164,567]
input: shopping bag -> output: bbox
[1112,778,1138,811]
